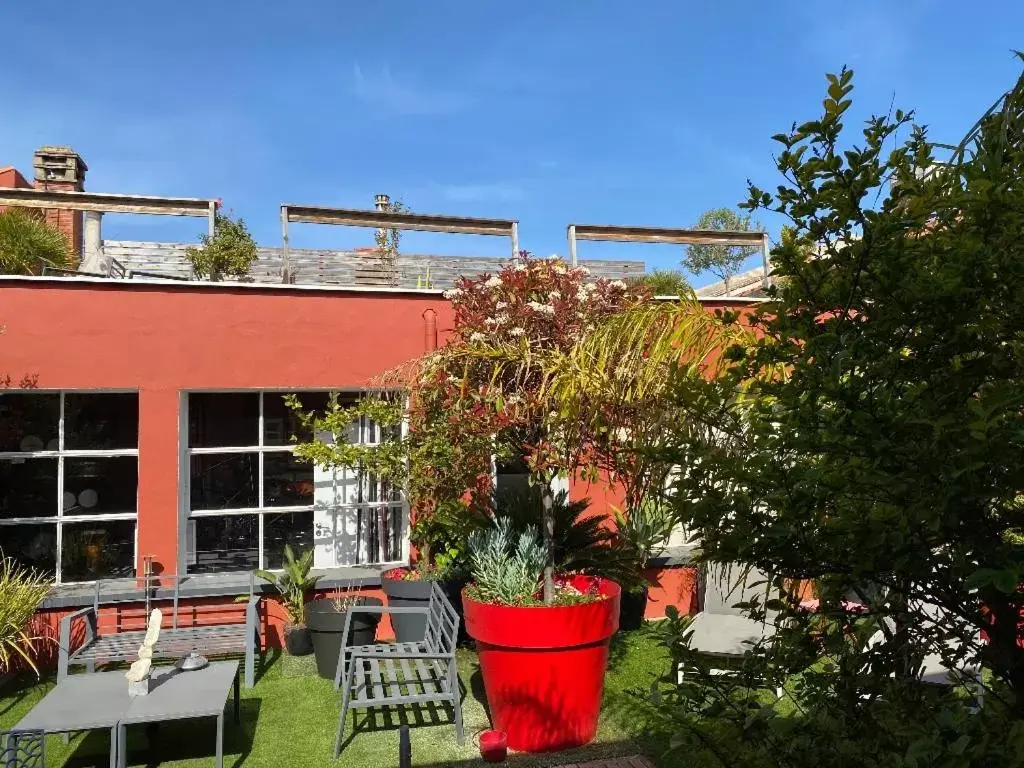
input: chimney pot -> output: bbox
[374,193,390,212]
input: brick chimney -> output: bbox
[32,145,87,260]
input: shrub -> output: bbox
[185,212,258,280]
[0,554,51,676]
[0,208,69,275]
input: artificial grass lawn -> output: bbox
[0,626,677,768]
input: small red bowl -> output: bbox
[479,729,508,762]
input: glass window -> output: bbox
[64,393,139,450]
[61,520,135,581]
[189,515,258,574]
[190,453,258,510]
[0,522,57,575]
[64,457,138,515]
[185,391,405,573]
[0,458,58,519]
[263,511,314,569]
[189,393,258,448]
[0,393,59,452]
[263,452,314,507]
[0,392,139,584]
[262,391,330,446]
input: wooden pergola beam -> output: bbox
[0,187,217,218]
[280,204,521,281]
[567,222,771,294]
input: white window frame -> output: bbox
[0,390,139,584]
[181,390,408,573]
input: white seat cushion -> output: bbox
[689,611,775,657]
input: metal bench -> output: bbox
[333,582,463,758]
[57,574,261,688]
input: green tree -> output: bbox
[629,268,691,296]
[0,208,69,275]
[683,207,759,291]
[185,212,258,281]
[650,63,1024,763]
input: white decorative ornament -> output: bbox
[126,608,162,695]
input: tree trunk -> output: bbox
[541,479,555,603]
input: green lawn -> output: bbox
[0,627,676,768]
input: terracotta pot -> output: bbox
[462,576,621,753]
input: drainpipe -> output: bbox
[423,308,438,352]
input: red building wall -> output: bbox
[1,278,742,637]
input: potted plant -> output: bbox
[612,499,676,630]
[255,545,319,656]
[0,554,51,685]
[462,517,621,753]
[305,590,383,680]
[383,498,485,642]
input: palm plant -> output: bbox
[255,545,320,627]
[0,554,52,676]
[497,489,636,584]
[0,208,70,275]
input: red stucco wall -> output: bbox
[0,279,456,576]
[1,279,746,639]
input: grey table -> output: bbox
[14,670,129,768]
[117,661,240,768]
[13,661,240,768]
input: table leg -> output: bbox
[216,713,224,768]
[234,669,241,725]
[112,724,120,768]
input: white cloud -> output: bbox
[351,64,469,116]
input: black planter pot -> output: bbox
[283,623,313,656]
[618,587,649,631]
[382,572,433,642]
[305,597,383,680]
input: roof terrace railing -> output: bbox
[567,223,771,294]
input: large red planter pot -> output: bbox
[462,576,621,753]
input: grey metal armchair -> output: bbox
[1,729,45,768]
[332,583,463,758]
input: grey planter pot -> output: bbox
[381,573,432,643]
[283,623,314,656]
[305,597,383,680]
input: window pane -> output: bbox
[262,391,330,446]
[0,393,59,452]
[263,511,314,569]
[0,523,57,576]
[64,393,139,450]
[263,452,314,507]
[64,457,138,516]
[61,520,135,581]
[359,505,403,563]
[189,393,258,448]
[188,515,258,574]
[190,453,258,510]
[0,458,58,519]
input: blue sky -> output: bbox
[2,1,1023,285]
